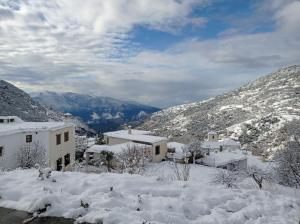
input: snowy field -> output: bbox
[0,164,300,224]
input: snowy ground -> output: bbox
[0,163,300,224]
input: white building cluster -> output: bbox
[0,115,247,173]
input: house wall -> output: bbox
[48,126,75,171]
[218,159,247,171]
[104,135,168,162]
[104,135,129,145]
[151,141,168,162]
[0,131,50,169]
[0,126,75,171]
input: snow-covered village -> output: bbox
[0,1,300,224]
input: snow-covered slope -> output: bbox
[0,165,299,224]
[33,92,160,132]
[0,80,48,121]
[139,65,300,156]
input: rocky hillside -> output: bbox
[0,80,92,134]
[139,65,300,156]
[0,80,48,121]
[33,92,160,132]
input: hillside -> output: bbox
[139,65,300,156]
[0,80,91,134]
[0,80,48,121]
[33,92,160,133]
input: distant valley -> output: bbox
[33,92,160,133]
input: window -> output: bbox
[0,119,4,123]
[56,134,61,145]
[155,145,160,155]
[56,157,62,171]
[9,118,14,122]
[26,135,32,143]
[64,153,70,166]
[64,132,69,142]
[0,146,3,157]
[219,146,223,152]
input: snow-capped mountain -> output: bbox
[0,80,48,121]
[0,80,92,134]
[33,92,160,132]
[139,65,300,156]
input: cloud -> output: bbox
[0,0,299,108]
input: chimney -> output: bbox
[128,125,132,134]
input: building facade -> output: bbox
[0,116,75,171]
[103,128,168,162]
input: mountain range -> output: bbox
[33,92,160,132]
[139,65,300,157]
[0,80,95,135]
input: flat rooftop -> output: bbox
[203,149,247,166]
[0,122,73,136]
[104,129,167,144]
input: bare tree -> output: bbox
[213,169,239,188]
[186,140,205,164]
[246,166,271,189]
[274,137,300,188]
[117,144,145,174]
[100,151,114,172]
[75,135,89,161]
[169,159,190,181]
[17,141,47,168]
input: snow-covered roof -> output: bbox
[0,121,73,136]
[203,150,247,167]
[167,142,187,159]
[105,129,153,136]
[208,131,217,135]
[104,129,167,144]
[86,142,150,154]
[0,116,24,123]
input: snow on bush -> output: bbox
[17,141,47,168]
[0,167,299,224]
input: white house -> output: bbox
[103,127,168,162]
[200,149,247,171]
[0,116,75,171]
[201,131,241,153]
[86,142,151,166]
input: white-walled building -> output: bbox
[200,150,247,171]
[103,127,168,162]
[0,116,75,171]
[86,142,151,166]
[201,131,241,153]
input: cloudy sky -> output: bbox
[0,0,299,108]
